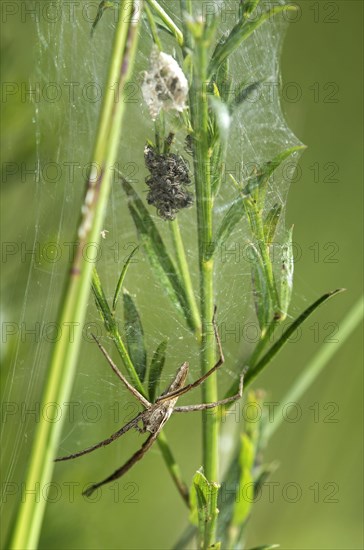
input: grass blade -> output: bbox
[245,288,346,386]
[112,245,139,312]
[92,267,114,332]
[148,339,168,402]
[264,203,282,244]
[209,195,247,259]
[123,290,147,383]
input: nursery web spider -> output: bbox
[55,310,245,497]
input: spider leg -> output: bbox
[55,414,142,462]
[156,306,224,402]
[83,428,161,497]
[93,335,151,409]
[174,372,245,412]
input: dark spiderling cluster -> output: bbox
[144,143,193,221]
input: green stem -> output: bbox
[8,3,143,549]
[187,15,218,544]
[170,219,201,339]
[146,0,184,46]
[111,330,147,395]
[144,2,163,49]
[264,295,364,440]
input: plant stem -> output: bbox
[144,2,163,49]
[170,219,201,339]
[8,3,143,549]
[187,14,219,542]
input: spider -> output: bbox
[55,311,245,497]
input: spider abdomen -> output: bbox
[143,403,174,434]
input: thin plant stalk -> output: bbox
[8,3,143,548]
[188,15,219,541]
[170,219,201,339]
[180,1,219,543]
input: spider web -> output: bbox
[0,1,303,548]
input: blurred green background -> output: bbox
[1,1,363,549]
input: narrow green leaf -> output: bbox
[216,444,241,544]
[245,289,346,386]
[240,0,262,19]
[122,178,195,332]
[143,4,163,50]
[148,339,168,402]
[209,5,298,75]
[232,433,255,525]
[190,469,220,547]
[210,96,231,145]
[210,139,224,198]
[214,59,232,104]
[209,195,247,259]
[123,290,147,382]
[244,145,305,197]
[112,246,139,312]
[231,80,261,110]
[190,470,209,526]
[91,0,118,36]
[253,462,278,497]
[249,244,274,335]
[263,203,282,244]
[146,10,174,37]
[92,268,114,333]
[279,226,294,320]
